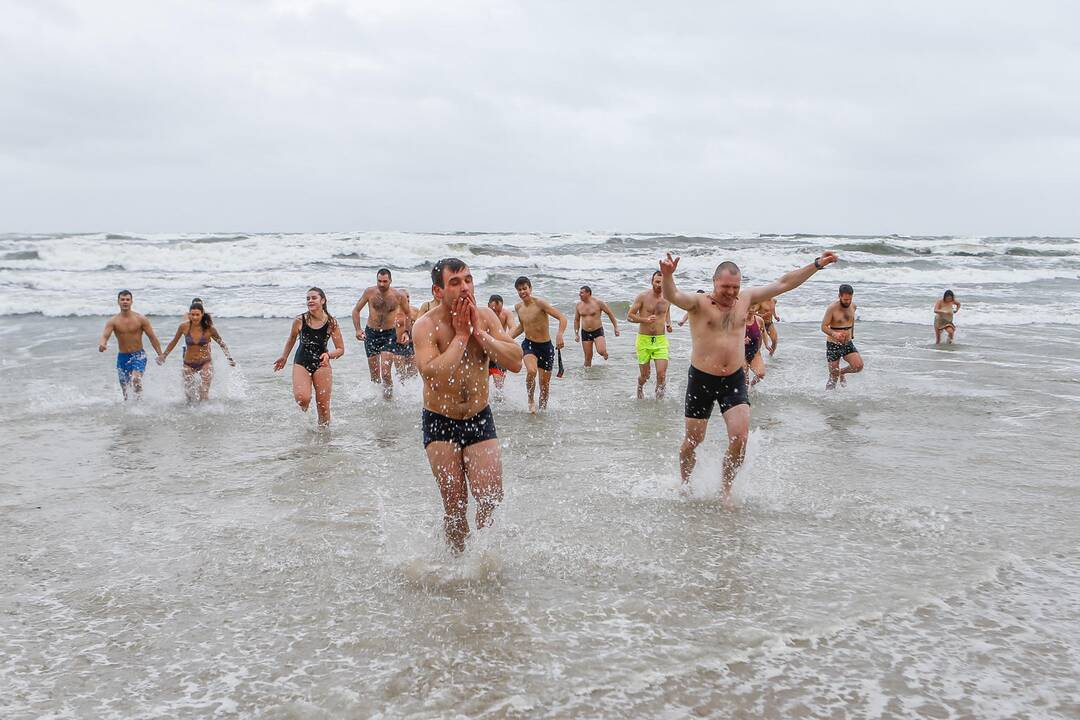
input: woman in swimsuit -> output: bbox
[744,307,766,386]
[933,290,961,345]
[273,287,345,426]
[162,300,235,402]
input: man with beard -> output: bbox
[573,285,620,367]
[821,283,864,389]
[662,251,839,507]
[352,268,406,398]
[413,258,523,552]
[628,271,673,399]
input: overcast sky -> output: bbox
[3,0,1079,235]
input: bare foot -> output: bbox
[839,374,847,387]
[636,387,645,399]
[721,492,736,511]
[825,377,837,390]
[528,400,537,414]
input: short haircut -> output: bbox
[713,261,741,279]
[839,283,854,295]
[377,268,392,280]
[580,285,592,294]
[489,294,503,305]
[943,289,954,300]
[696,289,705,293]
[117,289,132,299]
[515,276,532,289]
[651,271,662,280]
[431,258,467,288]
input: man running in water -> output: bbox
[511,276,567,413]
[487,294,516,394]
[821,283,865,389]
[663,251,839,506]
[391,288,419,379]
[97,290,165,400]
[628,271,673,399]
[753,298,781,355]
[352,268,406,398]
[574,286,620,367]
[413,258,523,552]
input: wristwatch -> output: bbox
[813,256,823,270]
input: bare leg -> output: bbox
[637,363,650,399]
[582,340,594,367]
[767,324,778,355]
[199,364,213,401]
[538,368,552,410]
[425,442,469,552]
[311,366,333,426]
[463,439,504,532]
[935,327,942,345]
[594,335,609,361]
[826,360,840,389]
[130,371,143,400]
[380,352,393,399]
[655,359,668,400]
[182,366,199,403]
[719,404,751,509]
[839,352,864,382]
[366,354,380,383]
[680,417,709,484]
[523,354,538,413]
[748,353,766,386]
[946,326,955,344]
[493,372,505,392]
[291,364,313,412]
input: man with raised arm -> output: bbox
[661,251,839,507]
[510,276,567,413]
[413,258,523,553]
[98,289,165,400]
[574,285,620,367]
[352,268,406,399]
[628,271,673,399]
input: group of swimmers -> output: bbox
[98,252,963,550]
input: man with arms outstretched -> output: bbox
[352,268,406,398]
[413,258,523,552]
[662,251,839,506]
[628,271,673,399]
[98,290,165,400]
[574,286,620,367]
[511,276,567,413]
[821,283,864,389]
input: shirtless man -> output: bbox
[97,290,165,400]
[413,258,523,552]
[487,294,516,394]
[391,288,419,378]
[628,271,673,399]
[933,290,961,344]
[574,286,620,367]
[663,251,839,506]
[753,298,781,355]
[511,276,567,413]
[352,268,405,398]
[821,283,865,389]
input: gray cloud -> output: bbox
[2,0,1079,234]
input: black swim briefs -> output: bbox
[580,327,604,342]
[422,406,498,449]
[826,340,858,363]
[521,338,555,372]
[684,366,750,420]
[364,327,397,357]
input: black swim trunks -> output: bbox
[391,340,415,357]
[826,340,858,363]
[580,327,604,342]
[684,366,750,420]
[364,327,396,357]
[422,406,498,448]
[521,338,555,372]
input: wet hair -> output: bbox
[696,289,706,293]
[651,271,662,280]
[117,289,132,299]
[377,268,392,280]
[432,258,468,288]
[943,289,955,300]
[580,285,592,294]
[839,284,854,296]
[191,297,203,304]
[189,301,213,330]
[488,294,503,305]
[713,261,741,279]
[305,286,337,329]
[515,276,532,290]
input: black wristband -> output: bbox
[814,256,823,270]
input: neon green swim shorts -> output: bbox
[636,334,669,364]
